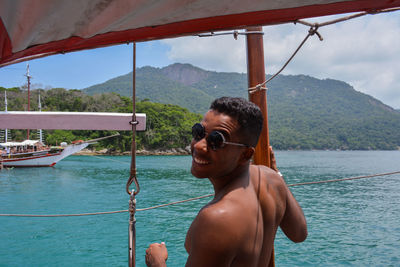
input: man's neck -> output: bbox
[209,163,250,197]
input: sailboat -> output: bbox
[0,139,89,167]
[0,66,111,167]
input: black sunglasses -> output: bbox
[191,123,249,150]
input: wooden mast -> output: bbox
[246,26,274,267]
[246,26,271,167]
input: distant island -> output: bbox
[1,63,400,151]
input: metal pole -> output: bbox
[38,91,43,142]
[129,192,136,267]
[5,91,8,142]
[245,26,274,267]
[128,42,137,267]
[25,64,31,140]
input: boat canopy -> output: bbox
[0,140,42,147]
[1,0,400,67]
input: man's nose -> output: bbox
[193,137,208,152]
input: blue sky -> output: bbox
[1,11,399,108]
[0,42,173,90]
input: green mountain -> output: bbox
[83,63,250,113]
[84,65,214,114]
[82,63,400,150]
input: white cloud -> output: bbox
[162,34,247,73]
[162,12,400,109]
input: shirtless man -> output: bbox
[146,97,307,266]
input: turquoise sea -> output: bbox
[1,151,400,267]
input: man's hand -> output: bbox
[269,146,279,172]
[145,242,168,267]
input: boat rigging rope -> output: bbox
[1,170,399,218]
[126,42,139,196]
[248,7,400,93]
[88,155,131,164]
[197,30,264,39]
[126,42,139,267]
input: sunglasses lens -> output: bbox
[192,123,205,141]
[207,131,225,150]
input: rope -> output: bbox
[1,170,399,218]
[136,194,214,212]
[197,30,264,39]
[0,210,128,217]
[248,7,400,93]
[248,25,320,93]
[126,42,140,196]
[287,171,400,187]
[89,155,131,165]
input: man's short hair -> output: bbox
[210,97,263,147]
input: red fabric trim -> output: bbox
[0,17,12,62]
[1,0,400,66]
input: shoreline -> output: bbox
[74,147,400,156]
[74,148,191,156]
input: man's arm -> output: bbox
[269,146,307,243]
[280,184,307,243]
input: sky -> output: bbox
[0,11,399,109]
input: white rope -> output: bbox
[89,155,130,165]
[248,7,400,93]
[1,171,399,218]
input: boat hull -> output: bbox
[1,143,89,167]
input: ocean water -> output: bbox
[1,151,400,267]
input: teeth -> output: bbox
[194,157,210,165]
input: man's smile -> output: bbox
[193,156,210,165]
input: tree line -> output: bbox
[1,86,399,150]
[0,87,202,152]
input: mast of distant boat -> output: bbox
[24,64,31,140]
[38,91,43,143]
[4,90,8,142]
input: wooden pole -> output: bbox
[245,26,274,267]
[246,26,271,167]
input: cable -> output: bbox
[1,171,399,218]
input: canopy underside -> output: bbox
[1,0,400,66]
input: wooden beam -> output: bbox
[0,112,146,131]
[246,26,274,267]
[246,26,271,168]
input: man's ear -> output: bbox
[240,147,255,162]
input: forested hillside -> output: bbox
[2,62,400,150]
[82,63,400,150]
[0,87,202,152]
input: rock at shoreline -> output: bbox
[74,148,191,156]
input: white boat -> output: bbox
[0,76,91,168]
[0,139,89,167]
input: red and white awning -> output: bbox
[1,0,400,66]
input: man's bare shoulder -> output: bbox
[250,164,288,217]
[187,202,243,254]
[251,164,287,189]
[195,197,247,232]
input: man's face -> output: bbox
[190,110,246,179]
